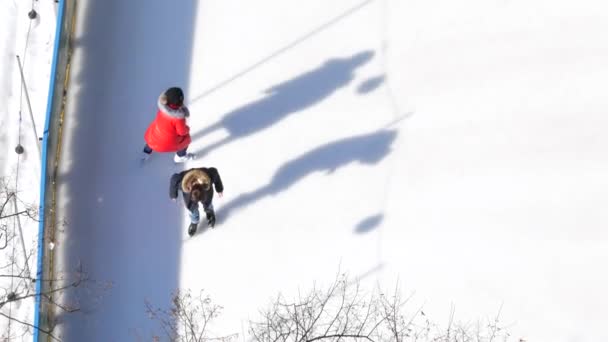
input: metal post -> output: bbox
[15,55,42,160]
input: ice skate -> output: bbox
[140,152,151,161]
[205,209,216,228]
[188,223,198,237]
[139,151,151,166]
[174,153,195,163]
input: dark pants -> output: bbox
[143,144,187,156]
[183,191,214,224]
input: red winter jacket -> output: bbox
[144,96,191,152]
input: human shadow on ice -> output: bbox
[357,75,385,94]
[188,0,376,102]
[191,50,376,157]
[355,213,384,233]
[216,130,397,223]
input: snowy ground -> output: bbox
[0,0,56,340]
[51,0,608,341]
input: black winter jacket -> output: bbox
[169,167,224,211]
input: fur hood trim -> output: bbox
[181,169,211,193]
[158,93,190,119]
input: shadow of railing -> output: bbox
[54,0,198,340]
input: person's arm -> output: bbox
[174,118,190,136]
[206,167,224,193]
[169,172,183,199]
[182,106,190,118]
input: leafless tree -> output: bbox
[145,289,237,342]
[154,273,515,342]
[0,177,96,341]
[249,273,514,342]
[146,275,512,342]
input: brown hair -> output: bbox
[191,184,203,202]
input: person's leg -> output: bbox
[187,205,199,236]
[141,144,153,161]
[188,205,200,224]
[174,146,194,163]
[202,200,216,227]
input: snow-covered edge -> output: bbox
[33,0,66,340]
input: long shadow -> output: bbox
[216,130,397,223]
[189,0,375,102]
[191,50,375,157]
[56,0,196,340]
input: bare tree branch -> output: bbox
[0,192,14,217]
[146,289,237,342]
[0,311,60,342]
[0,176,93,340]
[249,273,513,342]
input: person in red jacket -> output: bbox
[141,87,194,163]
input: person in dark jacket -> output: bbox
[170,167,224,236]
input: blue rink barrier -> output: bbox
[34,0,76,340]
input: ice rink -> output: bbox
[54,0,608,340]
